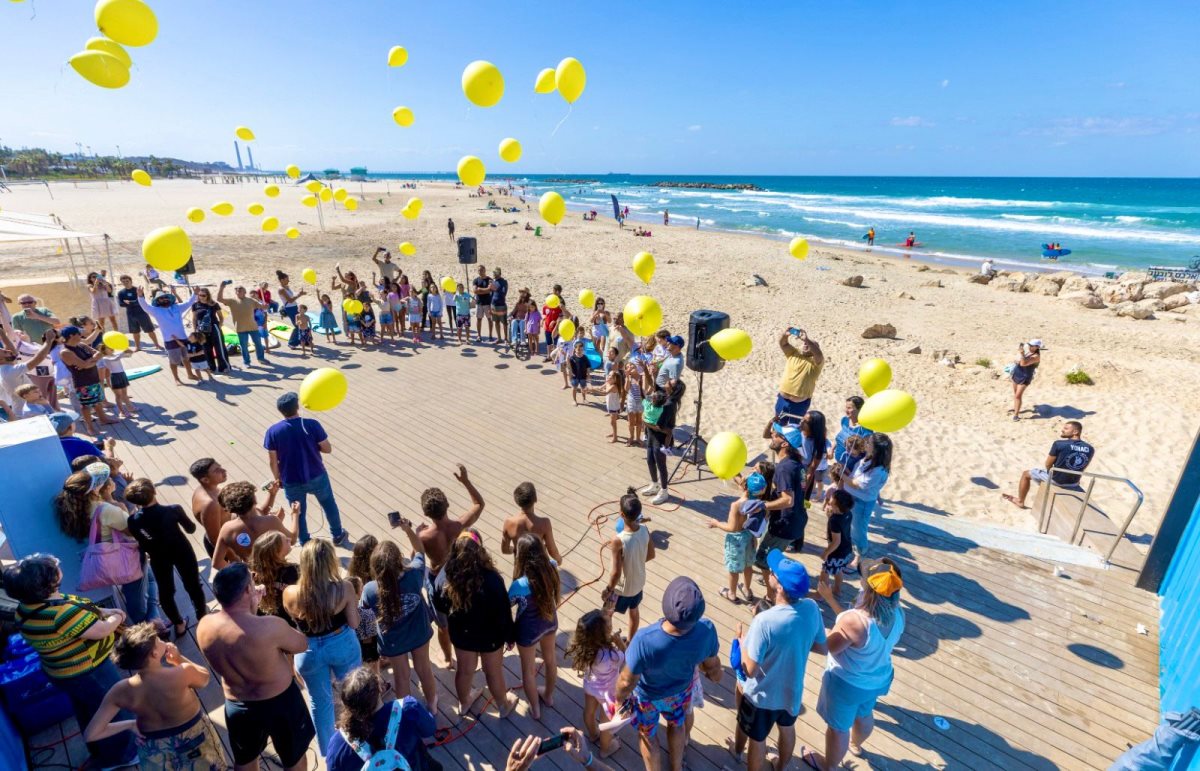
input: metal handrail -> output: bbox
[1036,467,1145,566]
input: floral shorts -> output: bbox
[76,382,104,407]
[137,710,228,770]
[631,686,693,737]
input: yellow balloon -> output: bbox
[461,60,504,107]
[69,50,130,89]
[440,276,456,293]
[400,206,416,220]
[301,195,318,208]
[407,197,423,211]
[264,184,280,198]
[261,216,279,232]
[101,330,129,352]
[544,294,561,309]
[302,268,317,284]
[499,137,522,163]
[84,36,131,69]
[319,188,333,203]
[299,367,348,412]
[286,164,301,179]
[789,237,810,260]
[557,319,577,342]
[400,242,417,256]
[392,106,414,127]
[555,57,586,104]
[131,169,151,186]
[534,67,556,94]
[632,251,655,284]
[858,358,893,397]
[186,207,205,223]
[248,202,265,216]
[305,180,323,193]
[710,328,753,361]
[344,198,359,211]
[539,191,565,226]
[859,389,917,433]
[705,431,748,480]
[235,126,255,141]
[348,300,364,315]
[94,0,157,47]
[387,45,408,67]
[141,226,191,272]
[456,156,486,187]
[332,188,347,203]
[286,227,301,239]
[211,201,234,216]
[623,295,663,337]
[579,289,596,309]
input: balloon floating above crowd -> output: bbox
[299,368,348,412]
[632,251,655,284]
[211,201,234,216]
[498,137,522,163]
[539,191,565,225]
[131,169,151,186]
[859,389,917,433]
[706,431,748,480]
[623,295,663,337]
[858,358,892,397]
[69,50,130,89]
[286,165,301,179]
[185,207,204,223]
[392,106,414,127]
[102,330,130,352]
[534,68,556,94]
[302,268,317,284]
[247,202,264,216]
[400,242,417,256]
[142,225,191,272]
[95,0,158,47]
[235,126,255,142]
[555,57,586,104]
[457,156,486,187]
[579,289,596,309]
[386,45,408,68]
[264,184,280,198]
[710,328,753,361]
[462,60,504,108]
[85,36,131,68]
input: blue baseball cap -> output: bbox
[60,325,82,340]
[771,422,804,450]
[746,472,767,496]
[667,335,685,348]
[662,576,706,632]
[766,549,811,598]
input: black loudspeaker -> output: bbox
[687,309,729,373]
[456,236,477,265]
[177,257,196,275]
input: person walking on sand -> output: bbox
[199,563,316,771]
[1009,339,1043,420]
[803,558,905,771]
[663,209,669,227]
[447,217,456,241]
[729,550,827,771]
[1003,420,1095,509]
[866,227,875,246]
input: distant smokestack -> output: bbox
[234,141,243,170]
[246,146,255,171]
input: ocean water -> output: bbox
[369,174,1200,274]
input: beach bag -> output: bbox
[347,699,412,770]
[78,508,143,591]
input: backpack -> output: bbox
[347,700,411,770]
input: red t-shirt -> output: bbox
[542,304,562,332]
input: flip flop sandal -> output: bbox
[800,746,822,770]
[719,588,739,603]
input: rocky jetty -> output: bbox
[649,181,763,191]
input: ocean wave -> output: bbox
[749,190,1062,209]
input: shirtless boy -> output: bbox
[190,457,229,556]
[501,482,563,575]
[211,481,298,569]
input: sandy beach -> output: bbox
[3,178,1197,542]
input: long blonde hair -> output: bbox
[293,539,344,631]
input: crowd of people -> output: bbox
[0,242,1101,771]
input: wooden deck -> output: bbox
[30,334,1160,770]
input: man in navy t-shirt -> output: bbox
[1004,420,1096,509]
[756,424,808,588]
[263,392,349,545]
[614,577,721,771]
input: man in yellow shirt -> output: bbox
[772,328,824,427]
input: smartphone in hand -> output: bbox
[788,327,804,338]
[386,511,402,528]
[537,732,567,756]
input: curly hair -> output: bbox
[55,471,96,541]
[443,534,498,613]
[514,534,559,621]
[113,623,159,670]
[347,534,378,587]
[565,609,614,677]
[421,487,448,519]
[218,481,258,517]
[336,667,383,744]
[250,531,292,617]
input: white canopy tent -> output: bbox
[0,210,109,283]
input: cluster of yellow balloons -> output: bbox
[856,358,917,432]
[142,225,191,272]
[710,328,753,361]
[299,368,347,412]
[539,191,565,226]
[632,251,655,284]
[623,296,663,337]
[101,330,130,352]
[706,432,748,480]
[70,0,158,89]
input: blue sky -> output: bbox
[2,0,1197,176]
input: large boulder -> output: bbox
[967,273,993,285]
[920,279,944,288]
[1099,282,1142,305]
[1162,293,1193,311]
[861,323,897,339]
[1142,281,1189,300]
[1060,276,1095,294]
[992,273,1028,292]
[1118,271,1152,285]
[1060,291,1106,309]
[1028,275,1064,296]
[1111,299,1162,320]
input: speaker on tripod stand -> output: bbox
[671,310,729,482]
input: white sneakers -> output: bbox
[651,488,670,505]
[640,484,660,497]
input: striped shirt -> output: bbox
[17,596,113,679]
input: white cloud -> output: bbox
[687,124,702,132]
[940,79,950,88]
[1107,81,1126,89]
[890,116,934,128]
[1022,116,1171,138]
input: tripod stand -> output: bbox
[670,370,707,483]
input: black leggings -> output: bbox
[646,428,669,486]
[201,330,229,373]
[147,548,207,627]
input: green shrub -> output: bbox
[975,357,992,368]
[1065,368,1093,385]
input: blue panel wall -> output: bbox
[1160,490,1200,770]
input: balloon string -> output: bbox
[550,103,573,137]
